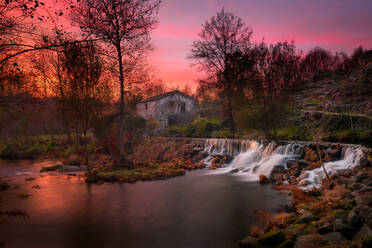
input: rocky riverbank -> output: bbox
[240,165,372,248]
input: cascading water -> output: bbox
[202,139,365,188]
[298,145,365,189]
[203,139,304,180]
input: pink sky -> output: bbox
[149,0,372,89]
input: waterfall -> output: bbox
[202,139,365,188]
[203,139,304,180]
[298,145,365,189]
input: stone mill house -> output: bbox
[136,90,198,126]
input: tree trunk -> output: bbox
[316,142,330,181]
[84,134,90,173]
[226,82,236,136]
[117,45,125,166]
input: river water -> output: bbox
[0,159,289,248]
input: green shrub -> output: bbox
[277,127,309,141]
[166,126,183,137]
[0,143,22,159]
[211,129,233,138]
[62,144,80,157]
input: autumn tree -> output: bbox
[70,0,161,164]
[61,40,110,170]
[244,41,302,140]
[301,47,334,80]
[189,8,253,135]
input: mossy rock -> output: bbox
[278,240,295,248]
[362,235,372,248]
[260,230,285,247]
[40,164,65,172]
[240,236,260,248]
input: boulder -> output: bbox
[347,209,364,229]
[317,223,332,234]
[297,213,315,224]
[362,236,372,248]
[240,236,260,248]
[260,230,285,247]
[293,234,327,248]
[322,232,343,244]
[230,169,239,173]
[360,157,371,168]
[332,218,355,239]
[362,177,372,186]
[355,190,372,207]
[286,160,309,169]
[355,172,369,183]
[353,224,372,247]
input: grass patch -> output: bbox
[165,118,223,138]
[86,162,205,184]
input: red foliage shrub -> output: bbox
[259,175,269,184]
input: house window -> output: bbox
[145,103,148,110]
[181,102,186,113]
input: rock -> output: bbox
[362,235,372,248]
[230,169,239,173]
[286,160,309,169]
[298,179,311,187]
[362,178,372,186]
[297,214,315,224]
[355,192,372,207]
[355,172,369,183]
[307,161,321,170]
[347,210,364,229]
[277,240,295,248]
[322,232,343,244]
[317,223,332,234]
[333,218,355,239]
[240,236,260,248]
[259,175,269,185]
[354,205,370,219]
[353,224,372,247]
[352,183,362,190]
[360,157,371,168]
[222,155,233,164]
[260,230,285,247]
[272,165,285,174]
[366,211,372,229]
[357,186,372,194]
[293,234,327,248]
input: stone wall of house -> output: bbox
[136,92,197,126]
[155,94,196,126]
[136,101,157,120]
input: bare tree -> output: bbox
[70,0,161,165]
[249,41,301,140]
[61,40,109,171]
[189,8,253,135]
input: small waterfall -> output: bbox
[202,139,365,188]
[203,139,304,180]
[299,145,365,189]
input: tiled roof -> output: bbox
[140,90,197,103]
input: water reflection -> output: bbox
[0,160,289,248]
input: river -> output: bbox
[0,159,289,248]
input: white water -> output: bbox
[202,139,365,188]
[299,145,365,189]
